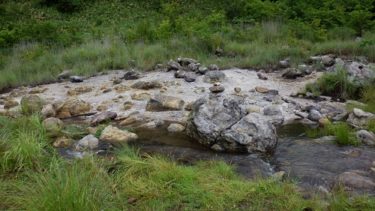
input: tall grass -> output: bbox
[0,115,51,173]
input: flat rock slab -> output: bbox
[274,138,375,195]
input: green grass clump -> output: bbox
[306,122,358,146]
[0,115,51,173]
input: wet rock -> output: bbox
[123,101,133,110]
[187,94,277,153]
[20,95,44,114]
[279,59,290,68]
[321,55,335,67]
[57,70,71,80]
[257,72,268,80]
[53,136,73,148]
[282,68,303,79]
[43,117,64,137]
[100,125,138,146]
[41,104,56,118]
[184,72,197,82]
[167,123,185,133]
[4,99,19,109]
[76,134,99,151]
[347,108,375,127]
[139,120,164,130]
[174,70,186,78]
[70,76,84,83]
[67,86,93,96]
[167,60,182,71]
[56,98,91,118]
[123,70,141,80]
[204,71,225,83]
[208,64,219,71]
[209,83,225,93]
[131,80,163,90]
[308,109,323,122]
[274,138,375,194]
[146,94,184,111]
[91,111,117,126]
[131,92,151,101]
[337,171,375,191]
[356,130,375,146]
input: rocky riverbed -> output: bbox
[0,56,374,195]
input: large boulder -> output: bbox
[187,94,278,153]
[146,94,184,111]
[55,98,91,118]
[99,125,138,146]
[346,62,375,86]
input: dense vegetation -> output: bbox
[1,115,375,210]
[0,0,374,90]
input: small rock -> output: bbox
[53,136,73,148]
[131,92,151,101]
[91,111,117,126]
[356,130,375,146]
[257,72,268,80]
[321,55,335,67]
[70,76,84,83]
[177,57,198,66]
[146,94,185,111]
[184,72,197,82]
[131,80,163,90]
[76,134,99,151]
[279,59,290,68]
[204,70,225,83]
[43,117,64,137]
[197,66,208,75]
[308,109,322,122]
[255,86,269,93]
[208,64,219,71]
[353,108,373,118]
[209,83,225,93]
[100,125,138,146]
[167,60,182,71]
[119,116,137,126]
[187,63,200,72]
[57,70,72,80]
[167,123,185,133]
[234,87,241,94]
[282,68,303,79]
[174,70,186,78]
[123,70,141,80]
[114,85,130,93]
[112,78,122,85]
[41,104,56,118]
[123,101,133,110]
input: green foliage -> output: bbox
[305,122,358,146]
[0,115,51,173]
[306,67,361,100]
